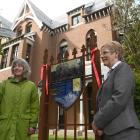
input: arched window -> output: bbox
[59,39,68,61]
[10,44,19,65]
[26,22,32,33]
[25,43,32,63]
[1,48,9,69]
[16,26,22,36]
[85,29,97,61]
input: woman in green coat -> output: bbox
[0,58,39,140]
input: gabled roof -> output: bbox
[12,0,111,31]
[28,0,68,29]
[0,16,15,38]
[27,0,53,28]
[12,0,52,30]
[52,14,68,29]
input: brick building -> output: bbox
[0,0,115,130]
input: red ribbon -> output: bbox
[40,64,48,95]
[91,48,101,88]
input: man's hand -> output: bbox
[92,121,103,136]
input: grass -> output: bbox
[31,134,94,140]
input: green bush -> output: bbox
[134,71,140,121]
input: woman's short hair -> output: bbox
[101,41,123,60]
[11,58,31,79]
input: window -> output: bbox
[10,44,18,65]
[85,30,97,61]
[59,40,68,61]
[86,37,91,60]
[17,27,22,36]
[26,22,32,33]
[26,44,32,63]
[60,46,67,60]
[1,48,9,69]
[72,14,81,26]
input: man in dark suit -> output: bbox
[92,41,140,140]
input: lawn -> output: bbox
[31,134,94,140]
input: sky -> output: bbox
[0,0,93,22]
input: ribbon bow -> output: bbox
[91,48,101,88]
[40,64,48,95]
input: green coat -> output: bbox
[0,77,39,140]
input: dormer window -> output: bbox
[72,14,81,26]
[26,22,32,33]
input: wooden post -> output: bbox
[90,33,102,140]
[64,111,67,140]
[38,49,50,140]
[81,45,88,140]
[74,102,77,140]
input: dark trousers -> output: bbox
[102,128,140,140]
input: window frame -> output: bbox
[72,14,81,26]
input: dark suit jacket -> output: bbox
[94,62,140,135]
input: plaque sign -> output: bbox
[51,58,84,109]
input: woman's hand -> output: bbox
[92,121,103,136]
[27,127,36,135]
[96,129,103,136]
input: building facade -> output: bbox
[0,0,115,130]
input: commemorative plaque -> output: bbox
[51,57,84,109]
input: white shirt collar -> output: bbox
[111,61,121,70]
